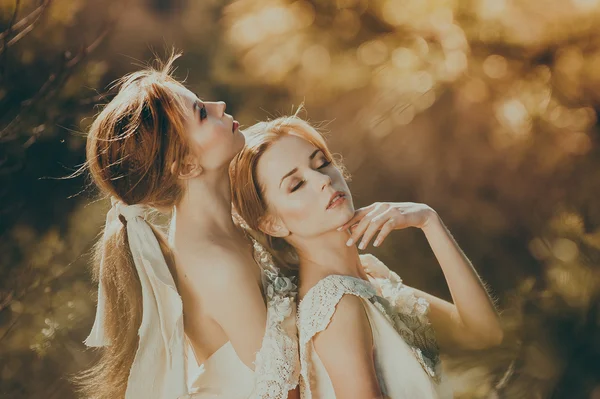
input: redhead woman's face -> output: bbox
[256,134,354,239]
[172,84,245,171]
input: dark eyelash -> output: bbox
[290,160,329,192]
[318,160,331,169]
[291,180,305,192]
[199,105,207,120]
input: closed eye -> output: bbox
[290,159,329,192]
[291,180,305,192]
[318,160,331,169]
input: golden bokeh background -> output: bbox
[1,0,600,397]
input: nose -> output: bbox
[217,101,226,115]
[317,171,332,191]
[207,101,226,117]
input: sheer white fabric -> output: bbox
[183,341,255,399]
[85,203,299,399]
[297,254,453,399]
[361,254,440,379]
[85,199,188,399]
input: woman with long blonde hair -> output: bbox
[78,53,299,399]
[230,114,504,398]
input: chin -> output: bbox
[232,133,245,154]
[329,203,354,227]
[341,207,355,223]
[342,196,355,215]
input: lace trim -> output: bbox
[297,275,376,399]
[250,239,300,399]
[362,254,441,383]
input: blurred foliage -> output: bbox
[1,0,600,397]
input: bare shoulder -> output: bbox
[313,293,376,392]
[321,294,371,338]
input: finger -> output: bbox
[347,208,381,246]
[373,219,396,247]
[337,206,372,231]
[357,222,378,249]
[358,212,390,249]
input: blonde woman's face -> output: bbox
[256,134,354,239]
[171,84,245,171]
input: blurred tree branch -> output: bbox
[0,0,22,74]
[0,0,51,54]
[0,22,113,144]
[0,313,22,344]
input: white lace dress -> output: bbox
[297,254,453,399]
[182,238,300,399]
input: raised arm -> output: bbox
[414,213,502,349]
[313,294,383,399]
[340,202,503,350]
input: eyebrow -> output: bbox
[279,149,323,188]
[279,167,298,188]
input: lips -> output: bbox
[327,191,346,210]
[232,120,239,133]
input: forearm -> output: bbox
[421,212,503,347]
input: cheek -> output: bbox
[190,124,234,164]
[278,192,325,234]
[204,124,228,147]
[282,199,312,223]
[188,126,211,151]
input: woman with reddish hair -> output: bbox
[78,53,299,399]
[230,114,504,399]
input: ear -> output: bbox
[258,214,289,238]
[171,156,203,180]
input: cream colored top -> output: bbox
[297,254,453,399]
[185,341,255,398]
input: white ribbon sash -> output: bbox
[85,198,187,399]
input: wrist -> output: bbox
[421,208,440,232]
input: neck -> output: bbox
[294,230,367,294]
[173,166,239,244]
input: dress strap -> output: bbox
[298,275,376,343]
